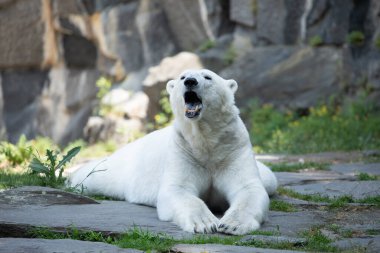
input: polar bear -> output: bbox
[69,69,278,235]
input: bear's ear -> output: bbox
[166,80,175,94]
[227,79,238,94]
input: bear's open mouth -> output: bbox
[184,91,203,118]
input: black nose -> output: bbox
[184,77,198,88]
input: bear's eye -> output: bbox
[204,76,212,80]
[180,76,185,80]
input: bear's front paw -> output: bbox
[175,208,219,234]
[218,212,261,235]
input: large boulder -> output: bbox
[0,79,6,140]
[1,70,48,143]
[306,0,353,45]
[98,2,143,73]
[135,0,178,67]
[143,52,203,120]
[0,0,45,68]
[162,0,214,50]
[220,46,343,109]
[256,0,305,45]
[36,68,99,145]
[230,0,256,27]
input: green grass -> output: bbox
[245,96,380,154]
[198,39,216,52]
[0,170,45,189]
[278,187,380,207]
[250,230,281,236]
[309,35,323,47]
[268,162,329,172]
[357,172,378,181]
[347,31,365,45]
[300,227,337,252]
[366,229,380,235]
[277,187,330,203]
[270,199,297,212]
[30,226,343,252]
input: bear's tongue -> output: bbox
[184,91,202,118]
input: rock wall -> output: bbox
[0,0,379,144]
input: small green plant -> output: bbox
[270,199,297,212]
[223,45,237,65]
[357,172,378,181]
[29,146,81,187]
[95,76,113,116]
[96,77,112,100]
[309,35,323,47]
[198,39,216,52]
[347,31,365,45]
[375,36,380,49]
[152,90,173,130]
[0,135,33,166]
[300,227,336,252]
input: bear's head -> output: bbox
[166,69,238,121]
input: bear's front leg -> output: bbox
[157,188,219,233]
[156,152,219,234]
[215,153,270,235]
[218,181,269,235]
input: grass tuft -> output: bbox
[268,162,329,172]
[357,172,378,181]
[270,199,297,212]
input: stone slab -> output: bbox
[260,211,327,237]
[172,243,304,253]
[0,238,142,253]
[240,235,307,246]
[0,186,329,239]
[0,200,190,239]
[0,186,98,206]
[275,171,354,186]
[285,181,380,199]
[330,163,380,176]
[331,236,380,252]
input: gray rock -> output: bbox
[62,34,97,69]
[100,2,143,72]
[306,0,353,45]
[261,211,327,237]
[0,78,6,140]
[1,70,48,143]
[331,236,380,252]
[285,181,380,199]
[0,186,98,206]
[172,243,304,253]
[240,235,307,246]
[220,46,342,109]
[0,199,191,239]
[330,163,380,176]
[36,68,99,145]
[162,0,214,51]
[230,0,256,27]
[135,0,178,67]
[332,207,380,232]
[198,34,234,72]
[275,171,355,186]
[0,0,44,68]
[256,0,305,45]
[0,238,142,253]
[84,116,143,145]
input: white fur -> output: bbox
[68,69,278,235]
